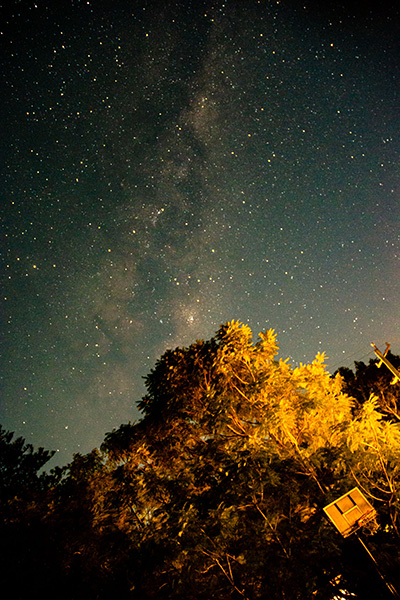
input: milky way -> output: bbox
[2,0,399,467]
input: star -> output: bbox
[1,0,398,467]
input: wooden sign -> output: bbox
[323,487,377,537]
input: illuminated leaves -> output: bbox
[92,322,400,596]
[4,323,399,598]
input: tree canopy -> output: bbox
[1,321,400,599]
[335,350,400,422]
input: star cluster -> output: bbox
[2,0,399,466]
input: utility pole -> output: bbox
[354,532,400,599]
[324,488,400,599]
[371,343,400,384]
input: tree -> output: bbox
[0,429,131,599]
[100,321,400,599]
[0,427,64,599]
[335,351,400,422]
[0,425,55,507]
[2,323,399,599]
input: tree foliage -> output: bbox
[0,425,55,504]
[0,426,64,598]
[2,322,400,599]
[335,351,400,422]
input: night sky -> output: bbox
[2,0,399,468]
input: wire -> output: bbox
[329,348,374,374]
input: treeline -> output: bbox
[1,322,400,599]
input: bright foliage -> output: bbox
[2,321,400,599]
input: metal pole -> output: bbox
[355,532,400,599]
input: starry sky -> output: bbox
[2,0,399,467]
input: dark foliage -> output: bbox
[335,352,400,421]
[1,326,400,599]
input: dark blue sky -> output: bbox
[2,0,399,467]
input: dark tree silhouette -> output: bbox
[335,351,400,421]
